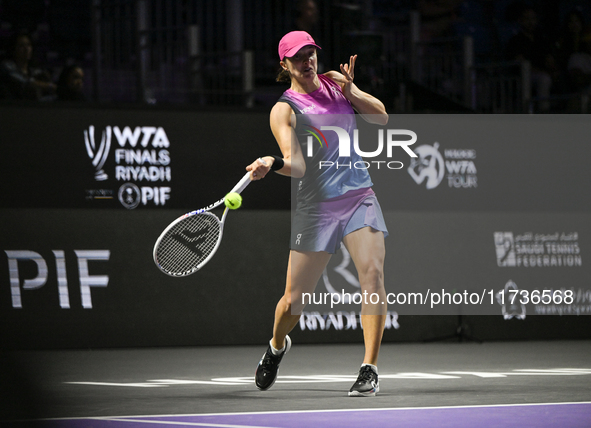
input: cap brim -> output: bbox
[283,43,322,59]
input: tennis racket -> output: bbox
[153,171,252,277]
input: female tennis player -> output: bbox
[246,31,389,397]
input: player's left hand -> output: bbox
[338,54,357,96]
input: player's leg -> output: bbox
[342,226,386,396]
[343,226,386,362]
[271,249,331,349]
[256,249,331,391]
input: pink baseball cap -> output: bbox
[278,31,321,60]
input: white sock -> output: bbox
[270,340,285,356]
[361,363,378,374]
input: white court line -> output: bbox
[81,401,591,422]
[66,368,591,388]
[65,382,168,388]
[97,418,279,428]
[149,379,246,385]
[64,380,246,387]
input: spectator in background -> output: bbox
[0,31,56,100]
[56,64,85,101]
[294,0,319,35]
[290,0,324,73]
[567,32,591,96]
[554,11,590,92]
[417,0,463,41]
[555,11,586,69]
[506,5,557,112]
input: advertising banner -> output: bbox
[0,105,288,210]
[2,107,590,349]
[0,209,292,349]
[290,114,591,317]
[310,212,591,317]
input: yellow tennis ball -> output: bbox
[224,192,242,209]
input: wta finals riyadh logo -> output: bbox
[84,125,111,181]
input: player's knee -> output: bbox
[361,259,383,279]
[280,294,293,312]
[359,261,384,293]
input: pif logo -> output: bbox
[5,250,110,309]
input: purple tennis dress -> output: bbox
[278,74,388,253]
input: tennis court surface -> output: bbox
[3,340,590,427]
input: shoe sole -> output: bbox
[255,335,291,391]
[348,385,379,397]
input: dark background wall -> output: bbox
[1,104,590,350]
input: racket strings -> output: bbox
[156,214,221,275]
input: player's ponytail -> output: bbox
[276,68,291,83]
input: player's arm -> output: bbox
[324,55,388,126]
[246,102,306,180]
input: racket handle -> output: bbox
[230,171,252,194]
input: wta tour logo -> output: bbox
[84,125,111,181]
[408,143,477,190]
[408,143,445,189]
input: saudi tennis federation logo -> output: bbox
[407,143,445,189]
[494,232,516,267]
[84,125,111,181]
